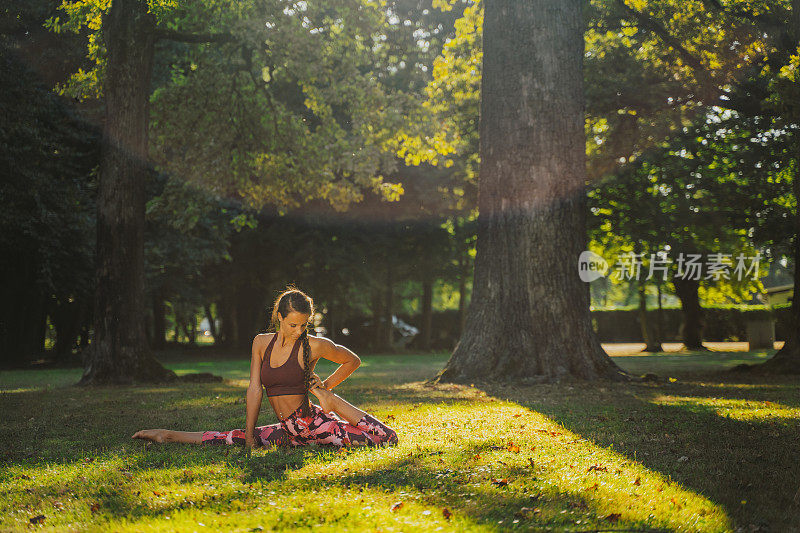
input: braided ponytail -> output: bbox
[269,285,315,418]
[300,328,312,418]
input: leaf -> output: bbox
[442,508,452,520]
[390,501,404,512]
[90,502,100,514]
[507,442,520,453]
[491,478,508,487]
[514,507,540,518]
[586,464,608,473]
[604,513,621,522]
[29,515,45,524]
[585,483,599,491]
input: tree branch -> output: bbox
[613,0,709,75]
[700,0,789,36]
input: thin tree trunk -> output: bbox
[673,276,708,351]
[457,240,469,336]
[204,304,217,342]
[371,288,382,350]
[152,293,166,349]
[421,277,433,350]
[431,0,629,385]
[384,262,394,350]
[637,279,661,352]
[80,0,176,384]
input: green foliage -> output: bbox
[0,46,100,300]
[46,0,423,210]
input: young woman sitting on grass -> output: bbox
[132,287,398,450]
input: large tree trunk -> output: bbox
[754,0,800,373]
[79,0,175,384]
[431,0,629,385]
[672,276,708,351]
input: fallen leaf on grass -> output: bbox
[491,478,509,487]
[514,507,540,519]
[29,515,45,524]
[442,508,452,520]
[584,483,599,491]
[390,502,404,512]
[604,513,621,523]
[633,477,641,486]
[586,464,608,473]
[507,442,520,453]
[90,503,100,514]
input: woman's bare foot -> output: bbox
[132,429,167,443]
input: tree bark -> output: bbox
[431,0,630,385]
[637,279,662,352]
[753,0,800,373]
[672,276,708,351]
[79,0,175,384]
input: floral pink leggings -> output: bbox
[201,402,398,448]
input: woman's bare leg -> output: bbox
[132,429,204,444]
[310,388,366,426]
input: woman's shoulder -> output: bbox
[253,332,276,348]
[307,334,337,353]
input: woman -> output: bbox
[132,287,398,449]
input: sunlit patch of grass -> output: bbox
[650,395,800,423]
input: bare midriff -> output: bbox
[267,394,306,421]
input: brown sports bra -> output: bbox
[260,334,306,397]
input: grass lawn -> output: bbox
[1,348,798,531]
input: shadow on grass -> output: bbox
[476,375,800,531]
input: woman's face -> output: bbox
[279,310,311,340]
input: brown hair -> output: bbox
[269,285,315,418]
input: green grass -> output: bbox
[1,350,798,531]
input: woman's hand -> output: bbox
[310,373,327,390]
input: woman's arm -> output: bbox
[313,337,361,390]
[244,334,265,449]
